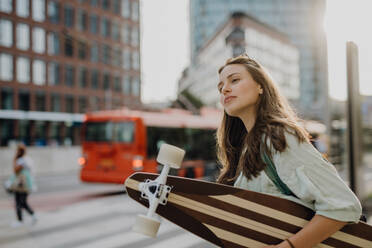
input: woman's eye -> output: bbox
[232,78,239,83]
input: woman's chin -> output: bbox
[224,107,240,117]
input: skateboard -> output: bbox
[125,144,372,248]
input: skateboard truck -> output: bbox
[132,144,185,238]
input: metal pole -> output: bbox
[346,41,361,196]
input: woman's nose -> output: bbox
[221,84,231,94]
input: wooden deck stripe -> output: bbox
[211,194,372,248]
[204,225,266,248]
[174,202,284,245]
[181,192,303,233]
[168,193,296,240]
[211,195,308,227]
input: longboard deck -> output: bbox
[125,172,372,248]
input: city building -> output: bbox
[179,12,300,108]
[0,0,141,146]
[189,0,329,122]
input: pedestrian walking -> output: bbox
[9,144,37,227]
[216,54,362,248]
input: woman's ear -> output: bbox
[258,85,263,95]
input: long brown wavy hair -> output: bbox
[216,55,309,185]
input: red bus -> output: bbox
[79,107,222,184]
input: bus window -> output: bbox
[85,121,134,143]
[114,122,135,143]
[85,122,113,142]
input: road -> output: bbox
[0,172,215,248]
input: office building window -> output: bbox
[132,77,140,96]
[91,69,99,89]
[64,35,74,57]
[78,42,87,59]
[33,59,46,85]
[78,96,87,113]
[64,65,75,87]
[123,49,131,69]
[32,0,45,22]
[16,23,29,50]
[113,47,121,67]
[89,14,98,34]
[35,92,46,111]
[0,19,13,47]
[102,44,110,65]
[113,0,120,14]
[65,95,74,113]
[132,51,140,70]
[90,96,100,111]
[1,88,13,109]
[90,42,98,62]
[48,62,60,85]
[121,0,130,18]
[48,1,60,24]
[64,5,74,27]
[17,0,29,17]
[0,0,12,13]
[47,32,60,55]
[90,0,98,7]
[131,26,139,47]
[122,23,130,44]
[18,90,30,111]
[0,53,13,81]
[103,72,110,90]
[102,0,110,10]
[78,67,87,88]
[112,22,120,41]
[77,9,87,31]
[51,94,61,112]
[122,76,130,94]
[32,27,45,53]
[131,1,139,21]
[113,76,121,91]
[34,121,47,144]
[101,18,110,37]
[16,57,30,83]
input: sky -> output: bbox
[141,0,189,103]
[141,0,372,103]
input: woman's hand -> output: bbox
[262,240,291,248]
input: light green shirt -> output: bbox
[234,132,362,223]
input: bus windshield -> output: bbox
[85,121,135,143]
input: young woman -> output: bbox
[11,144,37,227]
[216,54,362,248]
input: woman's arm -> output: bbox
[13,159,23,173]
[265,214,347,248]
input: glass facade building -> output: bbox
[190,0,328,121]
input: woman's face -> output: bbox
[218,64,262,117]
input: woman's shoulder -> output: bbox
[264,128,309,153]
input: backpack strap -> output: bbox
[261,152,297,198]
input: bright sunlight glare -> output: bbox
[324,0,372,100]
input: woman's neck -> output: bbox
[239,108,257,132]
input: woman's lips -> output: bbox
[224,96,236,104]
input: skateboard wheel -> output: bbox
[157,144,185,169]
[132,214,161,238]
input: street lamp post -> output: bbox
[346,41,363,197]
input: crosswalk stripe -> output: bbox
[143,232,207,248]
[73,220,178,248]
